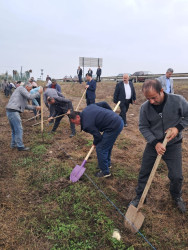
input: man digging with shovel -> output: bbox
[130,79,188,213]
[47,96,76,137]
[69,102,124,178]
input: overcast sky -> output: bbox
[0,0,188,79]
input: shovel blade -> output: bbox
[70,160,87,182]
[124,205,145,233]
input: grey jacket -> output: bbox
[157,75,174,94]
[6,86,40,112]
[43,88,64,108]
[139,94,188,145]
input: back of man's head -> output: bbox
[69,111,81,120]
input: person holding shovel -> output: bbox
[6,82,42,151]
[47,96,76,137]
[69,102,124,178]
[130,79,188,213]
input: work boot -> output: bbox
[18,147,30,151]
[95,171,111,178]
[173,197,186,213]
[69,133,76,138]
[96,165,112,170]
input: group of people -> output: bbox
[77,66,102,84]
[4,67,188,214]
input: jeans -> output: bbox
[119,99,131,124]
[96,120,124,175]
[136,142,183,199]
[86,98,95,106]
[6,110,24,148]
[78,75,82,84]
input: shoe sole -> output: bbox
[104,173,111,178]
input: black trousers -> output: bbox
[86,98,95,106]
[136,142,183,199]
[96,75,101,82]
[119,99,131,124]
[52,112,76,134]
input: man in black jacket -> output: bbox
[113,74,136,127]
[96,66,102,82]
[69,102,124,178]
[47,96,76,137]
[77,66,83,84]
[88,68,93,77]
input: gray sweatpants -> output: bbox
[136,142,183,199]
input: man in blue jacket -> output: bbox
[130,79,188,213]
[69,102,124,177]
[48,79,62,93]
[85,73,96,106]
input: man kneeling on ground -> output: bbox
[47,96,76,137]
[69,102,124,178]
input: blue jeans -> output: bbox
[6,111,24,148]
[96,120,124,175]
[78,75,82,84]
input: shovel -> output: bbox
[124,129,171,233]
[70,101,121,182]
[75,89,87,111]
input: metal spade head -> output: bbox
[124,204,145,233]
[70,160,87,182]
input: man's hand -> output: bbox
[93,144,96,147]
[165,127,178,142]
[38,87,43,94]
[36,106,41,111]
[66,109,71,115]
[85,85,89,89]
[133,100,136,104]
[155,142,166,155]
[48,117,54,122]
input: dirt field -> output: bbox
[0,81,188,249]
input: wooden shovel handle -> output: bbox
[41,91,44,132]
[114,101,121,112]
[137,129,171,210]
[85,145,95,161]
[75,89,87,111]
[84,101,121,162]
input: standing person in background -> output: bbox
[113,74,136,127]
[85,73,96,106]
[6,83,42,151]
[46,75,51,82]
[48,79,62,93]
[96,66,102,82]
[77,66,83,84]
[88,68,93,77]
[157,68,174,94]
